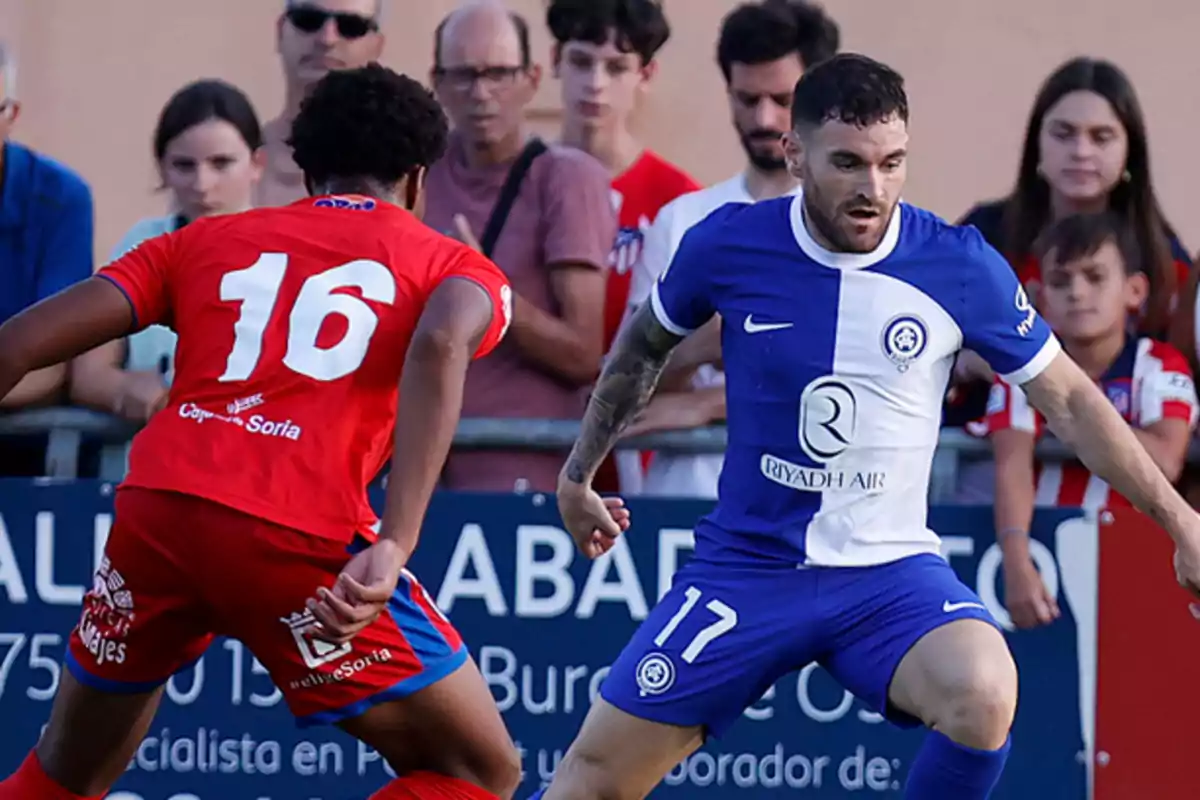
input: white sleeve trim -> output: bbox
[1000,335,1061,386]
[650,282,696,337]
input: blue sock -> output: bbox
[905,730,1011,799]
[526,789,546,800]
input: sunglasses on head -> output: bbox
[286,5,378,39]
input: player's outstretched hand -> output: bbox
[1003,557,1060,629]
[307,538,407,645]
[557,480,632,559]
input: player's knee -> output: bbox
[549,749,636,800]
[932,654,1017,750]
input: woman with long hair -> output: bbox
[948,56,1189,428]
[70,79,264,421]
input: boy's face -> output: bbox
[1040,239,1147,342]
[555,33,652,131]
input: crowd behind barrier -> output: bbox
[7,410,1196,503]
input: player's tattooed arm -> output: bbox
[563,304,684,485]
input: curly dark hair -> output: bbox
[289,63,448,188]
[717,0,840,81]
[791,53,908,130]
[547,0,670,65]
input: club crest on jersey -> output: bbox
[880,314,928,372]
[608,225,646,276]
[635,652,676,697]
[1105,381,1131,417]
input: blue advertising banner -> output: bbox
[0,481,1090,799]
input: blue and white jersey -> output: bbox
[651,194,1060,567]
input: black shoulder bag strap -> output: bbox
[478,137,548,258]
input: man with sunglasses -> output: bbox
[0,40,96,475]
[257,0,386,207]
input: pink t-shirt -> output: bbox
[424,133,616,492]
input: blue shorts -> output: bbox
[601,553,997,738]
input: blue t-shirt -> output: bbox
[0,140,94,324]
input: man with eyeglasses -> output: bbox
[426,0,616,494]
[0,40,95,476]
[257,0,386,207]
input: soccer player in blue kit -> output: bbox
[542,53,1200,799]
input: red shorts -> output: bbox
[66,487,466,726]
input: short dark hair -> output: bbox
[289,64,448,187]
[717,0,839,82]
[791,53,908,130]
[547,0,670,65]
[433,10,532,68]
[153,79,262,161]
[1035,211,1141,275]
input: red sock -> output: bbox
[0,751,103,799]
[369,771,499,800]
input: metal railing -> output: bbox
[1,407,1181,501]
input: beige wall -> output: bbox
[2,0,1198,262]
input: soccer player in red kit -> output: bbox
[0,65,596,800]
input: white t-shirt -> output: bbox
[617,174,802,499]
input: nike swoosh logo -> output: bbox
[743,315,793,334]
[943,600,987,613]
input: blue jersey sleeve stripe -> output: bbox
[650,282,695,336]
[998,336,1061,386]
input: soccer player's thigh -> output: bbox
[820,554,1016,742]
[43,488,215,795]
[220,532,518,791]
[553,561,812,798]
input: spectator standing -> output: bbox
[256,0,384,207]
[0,41,95,476]
[71,80,264,425]
[547,0,701,493]
[616,0,840,498]
[426,1,616,493]
[548,0,699,353]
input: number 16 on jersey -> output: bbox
[218,252,397,384]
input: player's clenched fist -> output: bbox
[557,480,632,559]
[307,538,407,645]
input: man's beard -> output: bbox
[803,188,884,254]
[738,129,787,173]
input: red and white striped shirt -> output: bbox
[985,337,1198,510]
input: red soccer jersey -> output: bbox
[604,151,700,351]
[985,336,1197,509]
[99,195,511,542]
